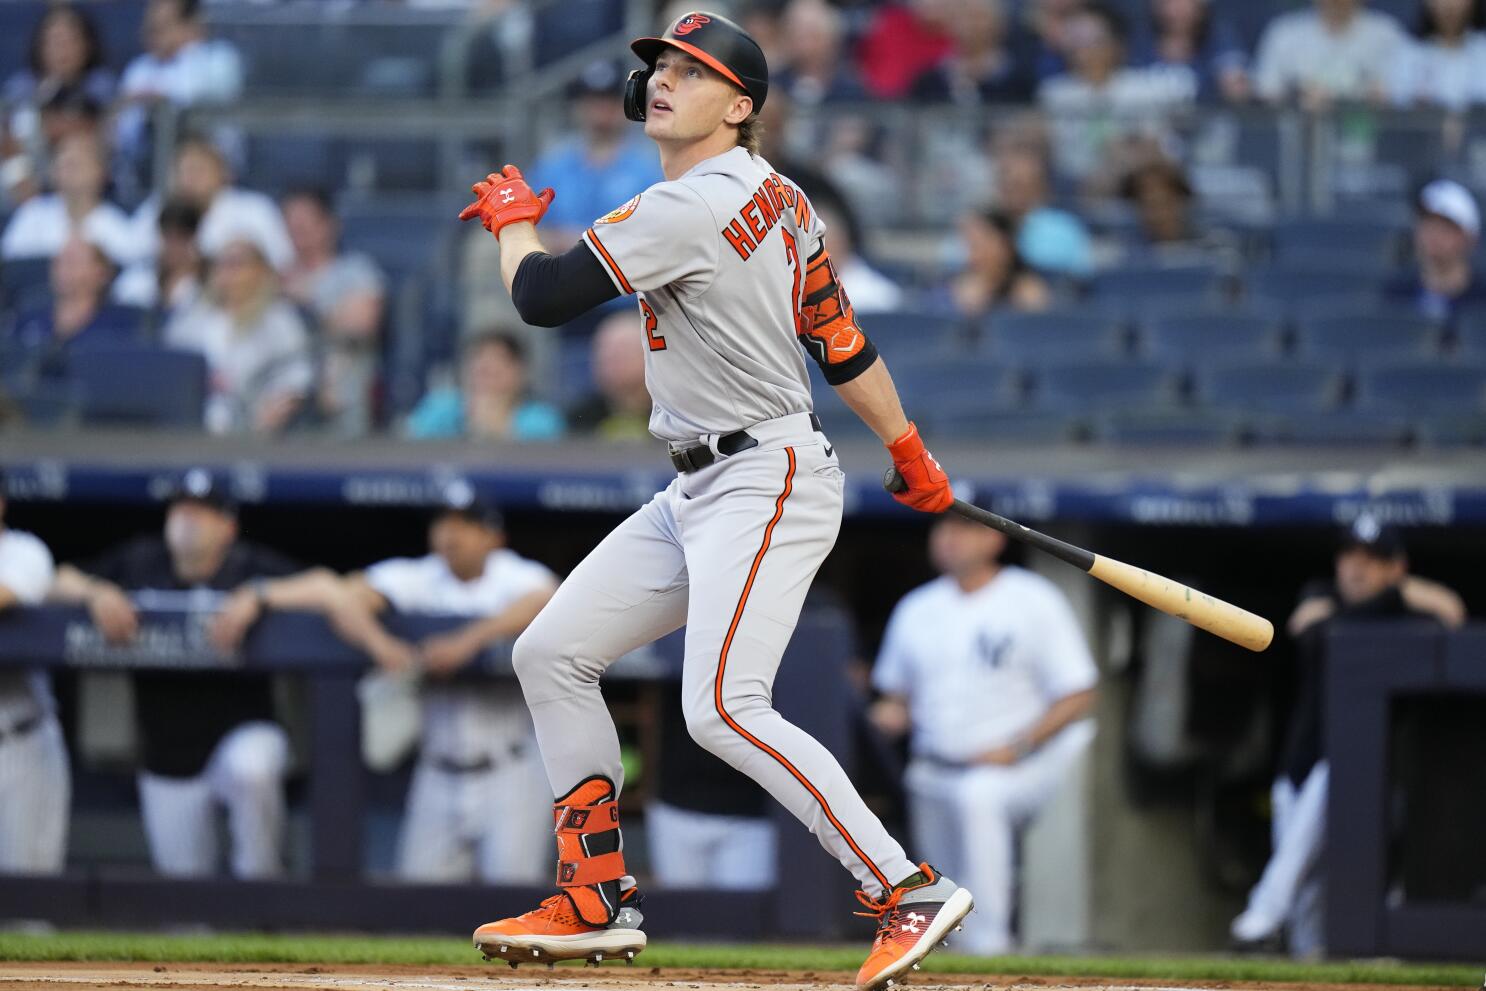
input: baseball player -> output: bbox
[0,467,70,875]
[870,500,1098,955]
[458,12,971,987]
[50,469,296,878]
[210,485,558,883]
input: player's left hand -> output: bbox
[886,422,953,513]
[458,164,555,239]
[976,745,1021,766]
[418,628,483,676]
[209,587,262,652]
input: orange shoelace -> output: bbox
[520,894,582,927]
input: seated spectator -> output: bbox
[209,484,558,884]
[133,135,293,273]
[856,0,955,99]
[1014,0,1085,81]
[993,135,1094,278]
[164,234,314,435]
[114,0,243,193]
[771,0,867,106]
[1118,152,1236,265]
[1,4,116,208]
[1385,179,1486,325]
[1131,0,1250,103]
[406,331,564,442]
[114,199,205,319]
[1230,517,1464,956]
[5,85,105,211]
[50,469,297,880]
[1253,0,1406,108]
[869,489,1098,954]
[2,131,132,264]
[281,188,387,436]
[566,311,652,440]
[1391,0,1486,110]
[813,193,904,314]
[947,210,1052,318]
[909,0,1035,105]
[1038,3,1197,183]
[5,236,142,366]
[529,60,664,248]
[0,467,69,877]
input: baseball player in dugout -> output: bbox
[458,11,972,988]
[0,467,70,876]
[210,483,559,884]
[50,470,297,879]
[869,494,1098,955]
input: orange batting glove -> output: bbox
[458,164,554,239]
[887,422,954,513]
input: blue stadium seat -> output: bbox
[1092,409,1244,446]
[1294,313,1442,366]
[1415,414,1486,447]
[1090,265,1226,304]
[533,0,624,65]
[1357,363,1486,414]
[339,198,458,280]
[1455,311,1486,358]
[1272,217,1405,270]
[340,138,441,192]
[1271,247,1395,278]
[244,134,340,196]
[1,258,52,310]
[932,401,1081,444]
[1138,311,1285,364]
[1195,362,1343,413]
[1251,412,1413,447]
[888,355,1012,410]
[1246,266,1382,305]
[985,310,1127,364]
[66,347,207,427]
[1029,361,1175,413]
[864,311,970,356]
[11,379,81,428]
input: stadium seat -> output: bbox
[1090,265,1227,307]
[1294,313,1443,366]
[864,311,971,356]
[1356,363,1486,414]
[1138,311,1285,365]
[1092,408,1244,446]
[1,258,53,310]
[932,401,1081,444]
[888,355,1012,410]
[244,134,340,196]
[533,0,624,65]
[1415,414,1486,447]
[340,138,442,192]
[1251,411,1413,447]
[1245,266,1382,305]
[985,310,1127,364]
[1272,217,1405,270]
[1195,362,1343,414]
[1455,311,1486,357]
[66,347,207,427]
[339,198,459,281]
[1029,361,1175,413]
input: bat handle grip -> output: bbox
[883,467,908,494]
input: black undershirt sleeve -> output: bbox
[511,242,623,327]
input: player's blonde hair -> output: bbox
[737,111,763,157]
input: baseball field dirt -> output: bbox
[0,962,1472,991]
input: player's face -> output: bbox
[644,51,751,145]
[929,516,1007,578]
[430,515,501,580]
[1334,547,1406,605]
[164,501,236,562]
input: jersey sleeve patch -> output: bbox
[595,194,641,226]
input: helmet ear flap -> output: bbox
[623,68,652,122]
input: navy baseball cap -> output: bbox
[1340,514,1405,560]
[167,468,236,515]
[431,479,503,530]
[568,59,624,99]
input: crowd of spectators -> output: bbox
[1,0,1486,444]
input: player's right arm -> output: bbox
[50,563,138,644]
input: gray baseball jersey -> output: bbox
[582,146,867,442]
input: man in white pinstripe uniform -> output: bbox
[0,467,69,875]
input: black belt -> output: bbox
[0,714,42,743]
[429,742,525,775]
[670,414,822,474]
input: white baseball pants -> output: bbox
[137,721,288,878]
[0,714,70,874]
[905,721,1095,954]
[1232,761,1329,955]
[513,413,917,897]
[645,800,778,891]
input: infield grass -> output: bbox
[0,932,1479,987]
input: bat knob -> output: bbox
[883,467,908,494]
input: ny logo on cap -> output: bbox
[675,12,710,35]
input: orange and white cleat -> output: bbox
[473,775,645,968]
[854,863,974,991]
[473,883,645,968]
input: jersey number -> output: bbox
[782,229,803,331]
[640,298,666,351]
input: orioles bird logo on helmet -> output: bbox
[674,13,710,35]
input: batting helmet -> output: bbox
[623,11,769,123]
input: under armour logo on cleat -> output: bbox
[901,911,926,934]
[500,189,516,204]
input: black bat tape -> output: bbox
[882,468,1095,572]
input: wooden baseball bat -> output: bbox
[884,469,1274,652]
